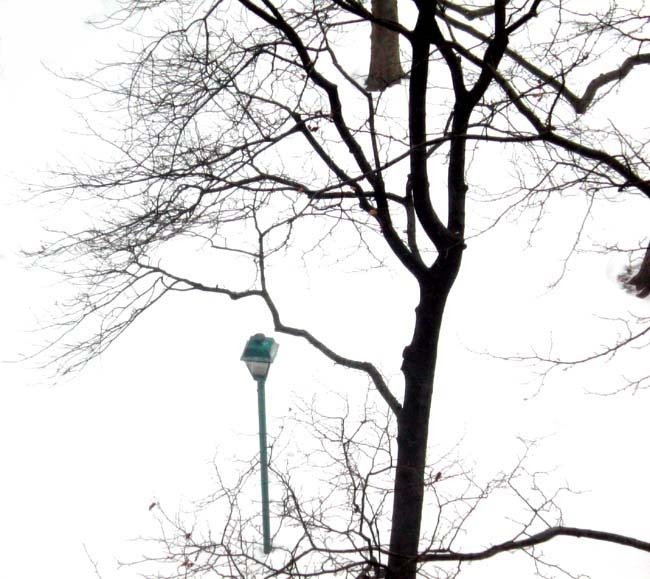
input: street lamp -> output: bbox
[241,333,279,555]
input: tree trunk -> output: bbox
[386,254,462,579]
[366,0,404,91]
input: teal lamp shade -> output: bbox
[241,334,279,379]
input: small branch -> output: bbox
[135,261,263,301]
[573,53,650,114]
[83,544,104,579]
[439,0,497,21]
[404,175,420,258]
[503,324,650,368]
[330,0,412,38]
[262,290,402,415]
[465,0,510,108]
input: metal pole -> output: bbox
[256,376,272,554]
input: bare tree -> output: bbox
[32,1,650,578]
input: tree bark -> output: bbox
[386,253,463,579]
[366,0,404,91]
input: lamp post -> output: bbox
[241,333,279,555]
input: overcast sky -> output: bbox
[1,2,649,579]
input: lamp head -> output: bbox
[241,333,279,380]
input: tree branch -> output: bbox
[137,258,403,415]
[407,3,457,251]
[266,299,403,416]
[441,11,650,114]
[256,227,403,416]
[421,526,650,562]
[494,71,650,199]
[439,0,497,21]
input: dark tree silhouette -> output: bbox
[32,1,650,578]
[622,242,650,298]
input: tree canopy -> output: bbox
[32,1,650,578]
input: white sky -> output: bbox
[1,2,649,579]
